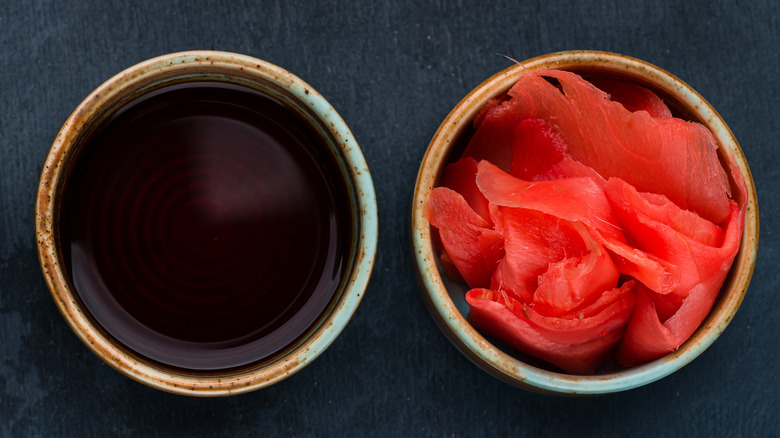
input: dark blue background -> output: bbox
[2,1,777,436]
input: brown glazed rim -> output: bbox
[35,51,378,396]
[411,50,759,394]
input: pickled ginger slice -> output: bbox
[425,187,504,288]
[440,157,492,225]
[466,281,636,374]
[616,278,721,367]
[609,176,745,365]
[588,78,673,118]
[604,177,742,296]
[531,222,620,317]
[461,94,516,171]
[506,69,731,223]
[476,160,622,242]
[509,118,568,181]
[491,208,587,303]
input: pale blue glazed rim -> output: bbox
[411,51,759,395]
[36,51,378,396]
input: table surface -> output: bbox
[2,1,778,436]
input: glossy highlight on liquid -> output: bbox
[60,81,354,371]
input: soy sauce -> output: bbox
[60,81,354,371]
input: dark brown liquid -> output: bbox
[60,81,354,371]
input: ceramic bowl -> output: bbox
[36,51,378,396]
[411,50,759,394]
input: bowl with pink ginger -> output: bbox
[411,50,758,394]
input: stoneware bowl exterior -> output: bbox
[36,51,378,396]
[411,50,759,395]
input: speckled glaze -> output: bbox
[411,50,759,395]
[36,51,378,396]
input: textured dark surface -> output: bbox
[1,1,778,436]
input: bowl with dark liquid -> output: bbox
[36,51,378,396]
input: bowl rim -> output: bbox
[35,50,378,396]
[411,50,759,394]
